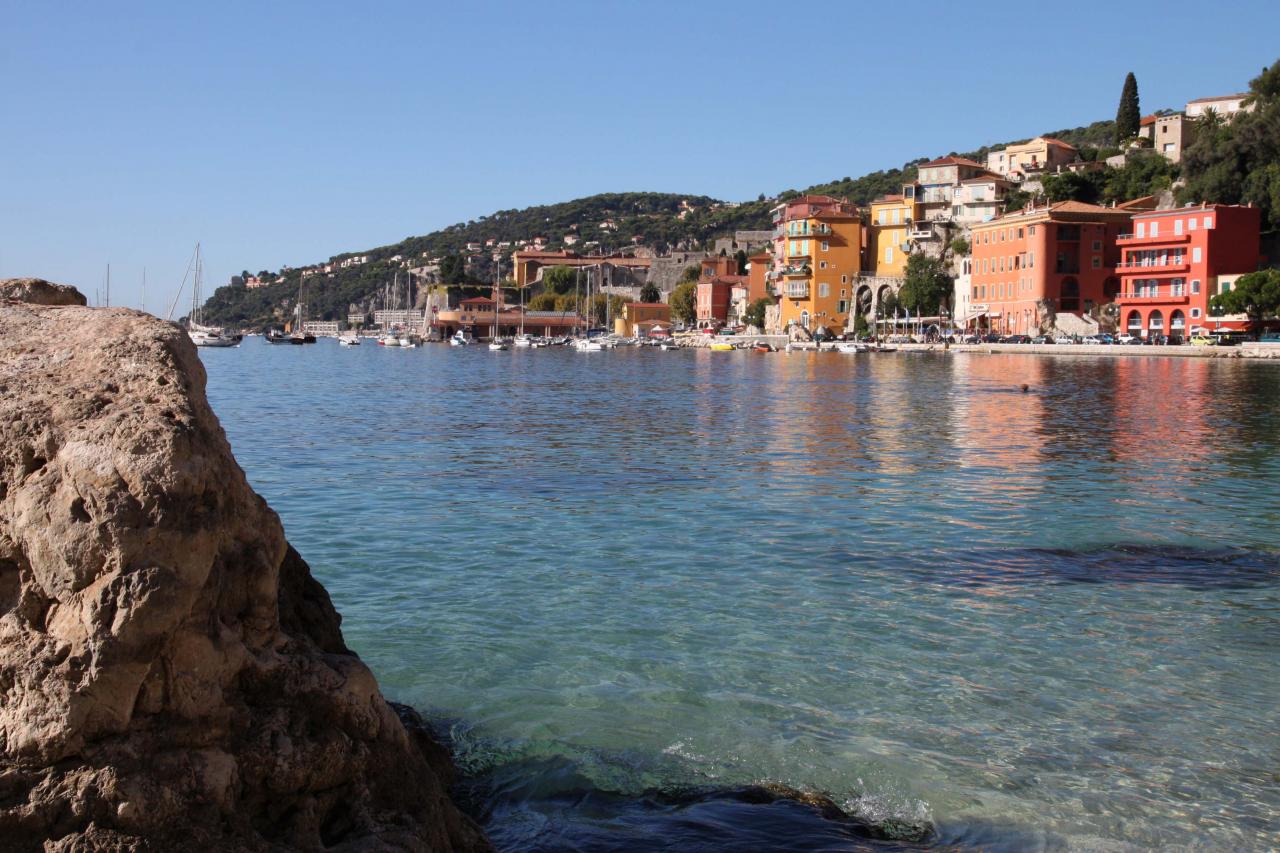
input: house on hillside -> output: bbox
[985,137,1079,180]
[1185,93,1253,119]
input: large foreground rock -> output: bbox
[0,278,87,307]
[0,297,489,851]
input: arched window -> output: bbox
[801,310,811,329]
[1170,310,1185,331]
[1149,310,1164,333]
[1126,310,1142,331]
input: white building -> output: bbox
[1185,93,1253,119]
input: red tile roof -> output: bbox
[1139,114,1159,126]
[1040,137,1077,149]
[919,156,985,169]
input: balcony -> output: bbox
[1117,232,1191,245]
[784,282,810,299]
[780,265,811,278]
[1117,260,1189,273]
[1117,291,1190,304]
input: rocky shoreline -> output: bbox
[0,282,489,851]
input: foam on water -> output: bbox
[202,339,1280,850]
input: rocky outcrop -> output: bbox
[0,294,488,851]
[0,278,87,307]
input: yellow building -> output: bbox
[772,195,862,333]
[867,191,919,277]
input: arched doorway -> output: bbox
[1103,276,1120,301]
[1060,277,1081,312]
[856,285,873,318]
[1126,310,1142,333]
[800,310,810,330]
[1170,309,1185,337]
[1148,310,1164,337]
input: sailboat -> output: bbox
[289,270,316,344]
[488,264,507,350]
[513,284,532,347]
[573,261,602,350]
[186,244,241,347]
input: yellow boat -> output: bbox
[709,342,735,351]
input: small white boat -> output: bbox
[398,337,414,348]
[834,342,865,354]
[190,328,240,347]
[379,334,400,347]
[574,338,603,352]
[489,341,508,351]
[450,331,473,346]
[338,334,361,346]
[513,334,533,348]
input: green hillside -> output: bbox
[199,117,1140,329]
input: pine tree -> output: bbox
[1115,72,1140,143]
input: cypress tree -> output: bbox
[1115,72,1140,143]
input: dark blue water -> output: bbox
[202,339,1280,850]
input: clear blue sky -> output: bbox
[3,1,1277,310]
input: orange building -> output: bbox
[866,192,920,276]
[968,201,1133,334]
[770,195,862,333]
[746,251,772,302]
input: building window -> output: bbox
[1172,279,1184,296]
[1189,218,1197,231]
[1191,307,1201,319]
[891,210,900,225]
[1092,256,1101,269]
[1193,247,1202,263]
[1017,228,1024,239]
[821,241,830,251]
[885,247,894,263]
[1137,222,1145,238]
[1092,240,1102,251]
[1174,219,1183,235]
[1150,221,1159,237]
[1204,217,1213,229]
[841,275,848,284]
[1191,279,1201,294]
[818,283,830,297]
[840,288,847,297]
[1029,225,1036,235]
[819,261,828,269]
[838,299,848,313]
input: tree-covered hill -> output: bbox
[198,116,1148,329]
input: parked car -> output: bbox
[1189,334,1217,346]
[1031,335,1052,344]
[1053,334,1076,345]
[1001,334,1032,344]
[1083,334,1116,345]
[1116,334,1140,344]
[980,334,1002,343]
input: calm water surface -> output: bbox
[202,339,1280,851]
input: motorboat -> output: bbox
[752,342,775,353]
[488,340,509,351]
[338,334,361,346]
[834,342,865,354]
[574,338,603,352]
[513,334,534,348]
[450,330,473,346]
[708,342,735,352]
[264,329,291,344]
[379,334,401,347]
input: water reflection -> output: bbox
[201,341,1280,851]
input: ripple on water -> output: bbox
[201,341,1280,850]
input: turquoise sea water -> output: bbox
[201,339,1280,850]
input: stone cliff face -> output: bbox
[0,293,489,851]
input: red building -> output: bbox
[695,256,744,328]
[1116,204,1262,339]
[968,201,1136,334]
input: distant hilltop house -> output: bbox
[244,276,267,289]
[599,219,618,231]
[1185,93,1253,119]
[338,255,370,269]
[985,137,1079,181]
[563,234,580,246]
[1137,113,1197,163]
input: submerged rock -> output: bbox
[0,300,489,851]
[0,277,87,306]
